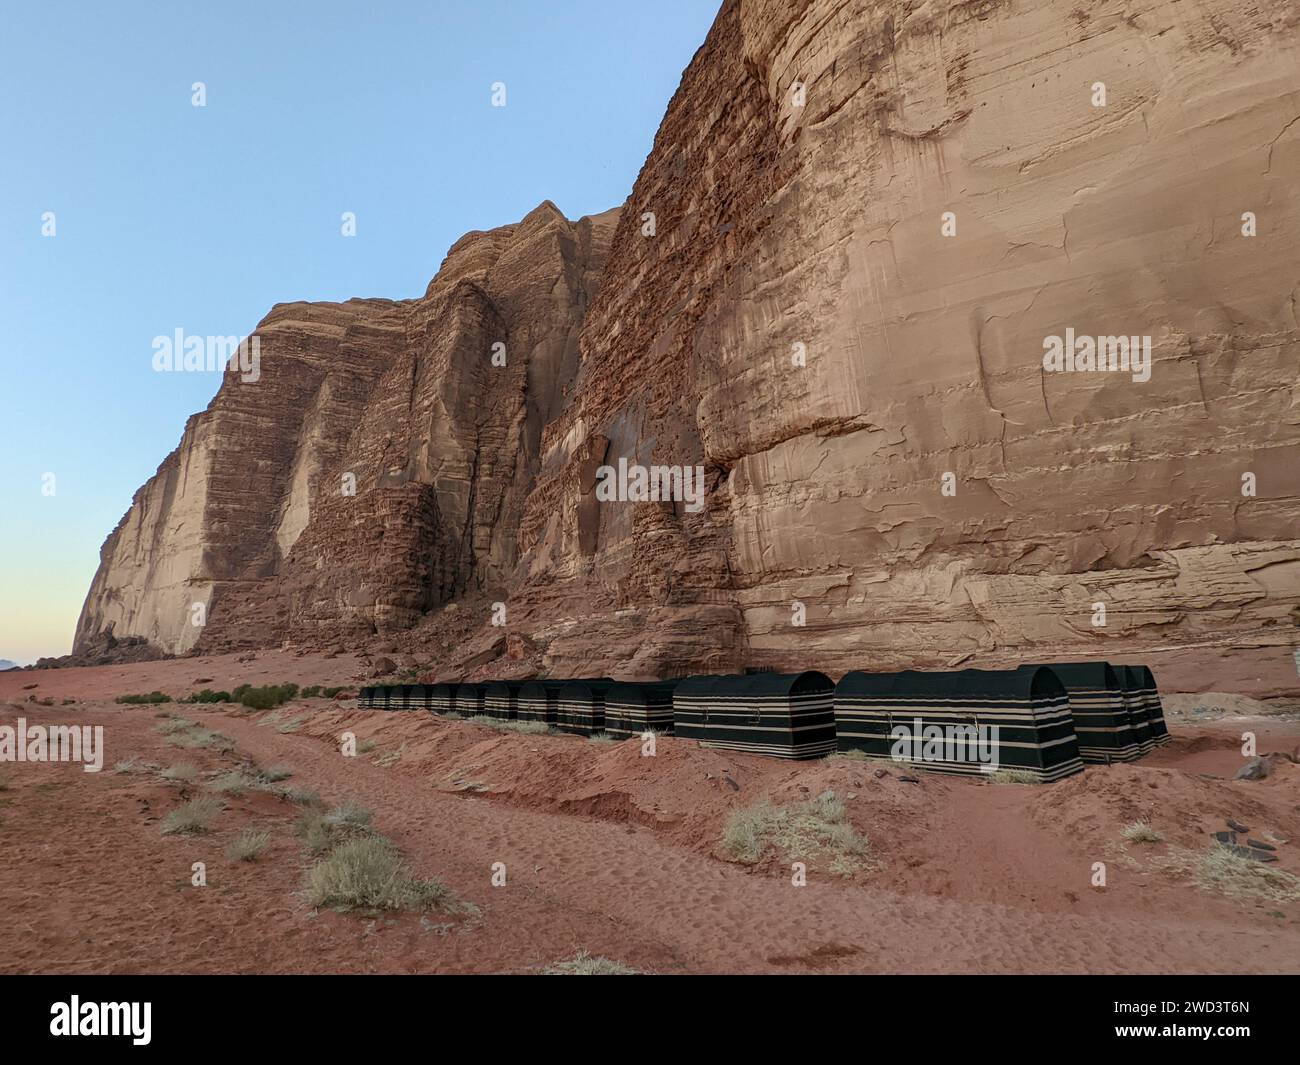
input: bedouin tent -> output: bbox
[359,686,377,709]
[1116,665,1154,751]
[604,681,680,739]
[834,666,1084,782]
[1042,662,1142,763]
[555,679,615,736]
[407,683,435,710]
[1118,665,1169,752]
[426,683,457,715]
[483,681,524,721]
[673,671,837,759]
[452,683,485,717]
[516,679,569,725]
[390,684,417,711]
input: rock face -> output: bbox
[78,0,1300,688]
[76,203,618,655]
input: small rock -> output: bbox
[846,792,857,800]
[873,768,889,779]
[1213,830,1237,846]
[193,677,213,684]
[1235,757,1270,781]
[898,775,920,784]
[1227,818,1250,833]
[723,775,740,792]
[21,683,37,690]
[1247,839,1276,852]
[370,656,397,677]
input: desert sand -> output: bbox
[1,652,1297,975]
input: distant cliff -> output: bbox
[78,0,1300,688]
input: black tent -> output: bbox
[555,678,615,736]
[359,686,377,709]
[517,679,568,725]
[1042,662,1141,763]
[1118,664,1169,751]
[834,666,1083,782]
[605,681,680,739]
[673,671,837,760]
[452,683,485,717]
[483,681,524,721]
[426,683,456,715]
[405,683,434,710]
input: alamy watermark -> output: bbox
[889,718,1000,770]
[152,329,261,382]
[1042,328,1151,383]
[0,718,104,772]
[594,457,705,513]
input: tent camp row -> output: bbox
[359,661,1169,782]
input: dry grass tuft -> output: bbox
[1156,846,1300,903]
[721,792,873,876]
[160,796,221,835]
[306,836,464,913]
[1122,821,1164,844]
[542,950,642,975]
[227,828,270,862]
[160,764,198,783]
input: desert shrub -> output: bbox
[466,715,554,736]
[985,768,1040,785]
[542,950,641,975]
[183,689,231,704]
[117,691,171,705]
[1122,822,1164,844]
[168,725,235,752]
[296,800,373,855]
[306,836,460,912]
[258,765,293,783]
[161,796,221,835]
[321,686,348,698]
[155,716,195,735]
[300,685,322,698]
[160,764,198,783]
[721,792,872,876]
[227,828,270,862]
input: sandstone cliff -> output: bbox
[78,0,1300,691]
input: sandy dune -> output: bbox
[2,652,1298,974]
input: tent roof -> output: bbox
[836,666,1064,701]
[676,671,833,699]
[1042,661,1121,690]
[606,680,680,705]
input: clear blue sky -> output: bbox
[0,0,720,665]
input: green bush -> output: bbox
[182,689,231,704]
[232,683,299,711]
[116,691,172,705]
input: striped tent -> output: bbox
[406,683,436,710]
[673,672,837,760]
[390,684,418,711]
[517,679,568,725]
[426,683,456,715]
[555,678,615,736]
[1043,662,1142,763]
[834,667,1084,782]
[452,683,485,717]
[359,686,377,709]
[605,681,679,739]
[1118,665,1170,752]
[1116,665,1155,752]
[482,680,524,721]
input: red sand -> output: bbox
[2,652,1298,974]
